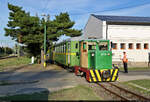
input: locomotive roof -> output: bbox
[80,39,109,41]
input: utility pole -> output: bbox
[42,14,47,68]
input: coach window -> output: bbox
[62,45,64,53]
[61,45,63,53]
[61,45,64,53]
[64,45,66,53]
[120,43,125,50]
[128,43,133,49]
[68,43,70,52]
[144,43,149,49]
[112,43,117,50]
[58,46,59,53]
[136,43,141,49]
[76,43,78,49]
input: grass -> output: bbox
[0,85,101,101]
[123,79,150,95]
[0,54,7,57]
[49,85,101,100]
[0,56,30,71]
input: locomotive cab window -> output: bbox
[83,43,87,50]
[88,42,96,50]
[88,45,96,50]
[99,42,108,51]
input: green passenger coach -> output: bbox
[50,40,80,68]
[49,39,119,82]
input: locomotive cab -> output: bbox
[80,40,112,70]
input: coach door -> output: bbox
[80,41,88,68]
[67,42,71,65]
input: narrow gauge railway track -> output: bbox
[0,56,17,60]
[96,82,150,101]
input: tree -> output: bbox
[4,3,82,61]
[5,3,44,58]
[47,12,82,41]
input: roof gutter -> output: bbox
[106,23,108,40]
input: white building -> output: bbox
[83,14,150,67]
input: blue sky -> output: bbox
[1,0,150,47]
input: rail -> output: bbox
[0,56,17,60]
[96,83,128,101]
[109,83,150,101]
[96,82,150,101]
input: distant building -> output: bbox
[83,14,150,67]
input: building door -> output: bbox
[148,53,150,66]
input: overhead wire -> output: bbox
[46,1,150,16]
[41,0,50,14]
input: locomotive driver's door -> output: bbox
[88,42,96,69]
[80,41,88,68]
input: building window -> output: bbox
[136,43,141,49]
[120,43,125,50]
[144,43,149,49]
[128,43,133,49]
[112,43,117,50]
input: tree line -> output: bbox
[4,3,82,61]
[0,47,13,56]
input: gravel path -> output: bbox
[118,70,150,82]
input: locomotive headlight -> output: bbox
[92,53,95,56]
[102,70,111,79]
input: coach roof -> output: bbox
[92,14,150,23]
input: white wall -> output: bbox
[106,24,150,62]
[110,38,150,62]
[108,25,150,39]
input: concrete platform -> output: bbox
[118,70,150,82]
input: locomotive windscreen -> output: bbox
[99,42,108,50]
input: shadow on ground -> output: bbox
[0,88,50,101]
